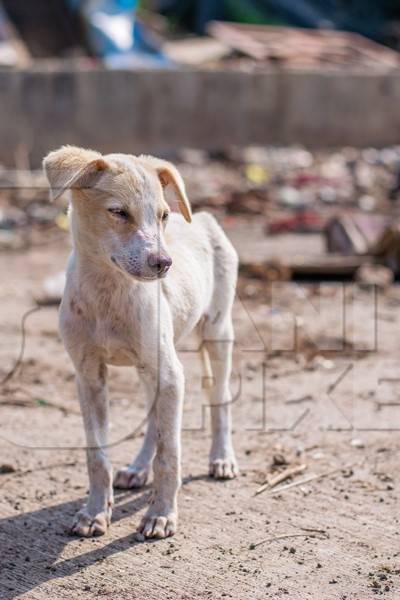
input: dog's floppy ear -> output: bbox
[139,155,192,223]
[43,145,108,201]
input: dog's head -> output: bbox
[43,146,192,281]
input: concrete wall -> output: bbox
[1,65,400,167]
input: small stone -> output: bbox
[350,438,365,449]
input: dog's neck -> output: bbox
[72,247,133,291]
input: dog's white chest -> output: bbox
[93,319,138,367]
[104,348,137,366]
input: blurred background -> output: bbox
[1,0,400,285]
[2,5,400,598]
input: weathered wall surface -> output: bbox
[1,66,400,167]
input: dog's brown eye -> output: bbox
[161,211,169,222]
[108,208,129,220]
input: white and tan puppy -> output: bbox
[43,146,238,539]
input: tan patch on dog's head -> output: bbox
[43,146,190,279]
[43,146,191,223]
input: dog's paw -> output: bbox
[136,511,177,540]
[113,466,149,489]
[71,507,111,537]
[209,457,239,480]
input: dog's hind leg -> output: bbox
[114,373,157,489]
[203,330,238,480]
[201,221,239,479]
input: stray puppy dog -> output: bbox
[43,146,238,539]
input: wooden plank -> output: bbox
[240,255,369,278]
[164,37,231,66]
[229,221,369,279]
[208,21,400,68]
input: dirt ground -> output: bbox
[1,227,400,600]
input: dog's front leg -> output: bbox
[72,363,113,537]
[137,356,184,539]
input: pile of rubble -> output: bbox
[178,144,400,282]
[179,145,400,212]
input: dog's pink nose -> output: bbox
[147,253,172,275]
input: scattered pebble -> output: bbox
[351,438,366,449]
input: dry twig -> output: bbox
[269,466,349,495]
[285,394,313,405]
[249,530,328,550]
[255,463,307,496]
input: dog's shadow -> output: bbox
[1,473,211,599]
[0,488,151,600]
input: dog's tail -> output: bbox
[201,345,214,390]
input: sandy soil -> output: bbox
[0,230,399,600]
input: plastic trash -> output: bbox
[40,271,66,305]
[245,164,268,185]
[68,0,171,67]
